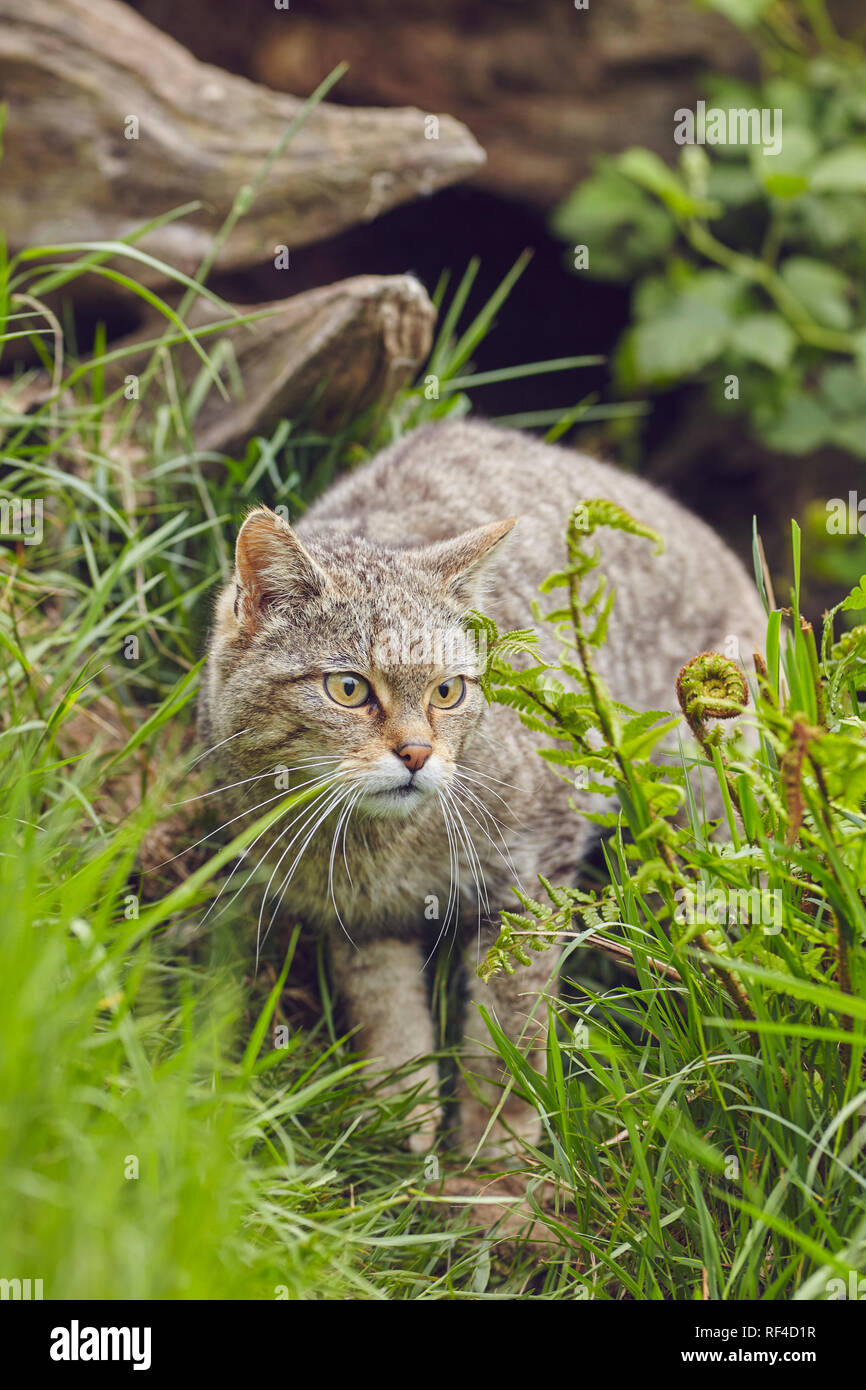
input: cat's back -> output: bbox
[301,420,626,551]
[299,421,764,683]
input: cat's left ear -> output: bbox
[421,517,517,608]
[233,506,332,631]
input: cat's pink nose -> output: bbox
[395,742,432,773]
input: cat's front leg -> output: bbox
[455,925,557,1160]
[328,933,441,1153]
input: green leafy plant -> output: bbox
[474,502,866,1298]
[552,1,866,463]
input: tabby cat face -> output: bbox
[211,508,515,820]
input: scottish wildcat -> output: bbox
[198,420,766,1155]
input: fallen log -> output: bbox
[0,0,485,277]
[174,274,436,452]
[1,274,436,456]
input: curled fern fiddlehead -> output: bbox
[676,651,749,745]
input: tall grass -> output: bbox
[0,184,616,1296]
[473,505,866,1298]
[4,115,861,1298]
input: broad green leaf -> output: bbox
[762,173,810,198]
[750,125,817,197]
[812,145,866,193]
[841,578,866,612]
[632,298,731,381]
[706,163,761,206]
[729,313,795,370]
[617,148,720,219]
[779,256,853,330]
[830,418,866,458]
[820,362,866,416]
[686,268,750,312]
[551,168,675,281]
[798,191,866,252]
[759,396,833,453]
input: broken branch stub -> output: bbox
[113,274,437,453]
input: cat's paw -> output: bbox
[435,1172,561,1251]
[455,1095,542,1164]
[405,1101,443,1154]
[359,1067,442,1152]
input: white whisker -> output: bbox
[339,788,358,890]
[258,779,363,961]
[423,792,462,969]
[449,778,526,891]
[150,786,297,869]
[171,768,290,808]
[201,776,338,931]
[328,787,363,945]
[443,786,489,919]
[453,766,518,816]
[186,726,251,769]
[459,740,527,794]
[441,792,472,933]
[153,759,338,867]
[442,788,490,968]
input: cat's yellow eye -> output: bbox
[430,675,466,710]
[324,672,371,708]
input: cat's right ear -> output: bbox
[233,507,331,632]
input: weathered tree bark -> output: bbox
[2,275,435,455]
[165,274,436,452]
[243,0,865,208]
[0,0,484,277]
[131,0,760,209]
